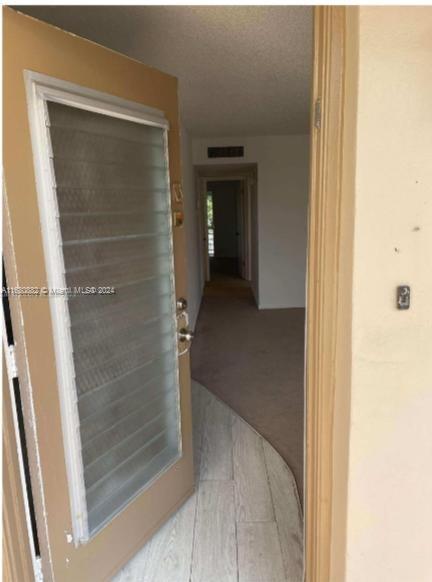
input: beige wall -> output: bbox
[345,7,432,581]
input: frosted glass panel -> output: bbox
[46,102,181,536]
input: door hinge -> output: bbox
[314,98,322,130]
[7,343,18,379]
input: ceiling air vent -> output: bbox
[208,146,244,159]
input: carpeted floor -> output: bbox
[191,278,305,502]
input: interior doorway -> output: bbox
[207,180,243,280]
[196,163,257,297]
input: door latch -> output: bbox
[178,327,194,356]
[176,297,194,355]
[179,328,194,343]
[176,297,188,312]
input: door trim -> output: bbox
[25,71,169,129]
[199,176,251,283]
[195,164,257,285]
[2,281,43,580]
[2,351,39,582]
[3,186,55,580]
[305,6,354,582]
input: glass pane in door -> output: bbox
[46,101,181,537]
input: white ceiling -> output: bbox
[16,6,313,137]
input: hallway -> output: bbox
[114,382,303,582]
[191,282,305,500]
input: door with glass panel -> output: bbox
[3,9,194,581]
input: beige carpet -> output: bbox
[191,280,305,502]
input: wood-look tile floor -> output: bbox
[113,381,304,582]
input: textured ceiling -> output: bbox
[16,6,313,137]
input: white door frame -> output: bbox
[198,175,252,283]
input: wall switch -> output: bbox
[397,285,410,310]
